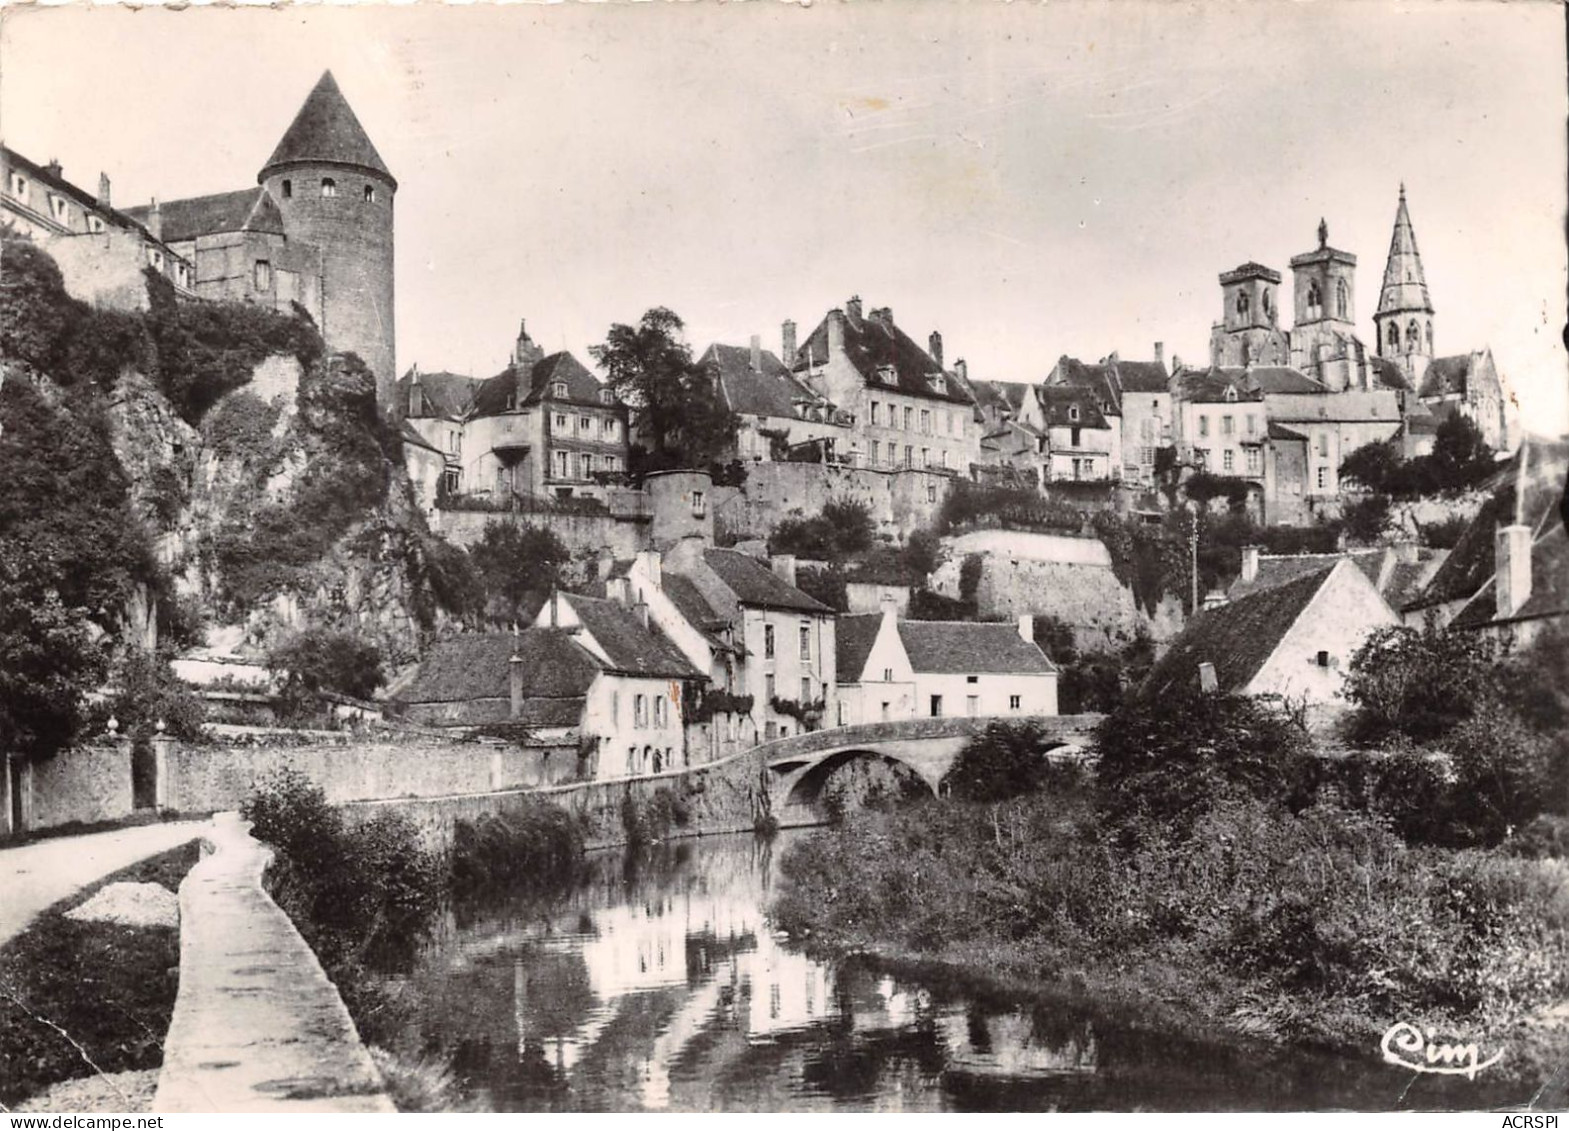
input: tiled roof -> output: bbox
[1268,421,1309,442]
[473,351,609,417]
[1113,360,1171,394]
[1370,357,1411,391]
[1405,438,1569,612]
[394,631,600,706]
[260,71,394,185]
[897,620,1057,675]
[1243,367,1326,395]
[1174,367,1263,404]
[1049,357,1119,410]
[398,370,481,419]
[793,305,974,406]
[1143,564,1338,696]
[702,549,835,614]
[124,187,284,243]
[3,146,171,248]
[836,613,885,681]
[1419,355,1473,399]
[661,573,736,652]
[1451,521,1569,629]
[701,343,821,418]
[566,594,702,678]
[1404,401,1443,434]
[971,379,1034,415]
[1034,385,1110,429]
[1228,550,1385,601]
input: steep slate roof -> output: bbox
[3,146,172,248]
[660,573,737,653]
[793,305,974,406]
[1144,564,1338,696]
[400,421,441,454]
[398,370,481,419]
[392,630,601,727]
[970,379,1033,417]
[1450,521,1569,629]
[566,594,701,678]
[1174,367,1264,404]
[1419,355,1474,399]
[1404,401,1442,435]
[701,343,822,418]
[125,187,284,242]
[702,549,835,614]
[835,613,885,681]
[1268,421,1309,442]
[1370,357,1411,391]
[1404,438,1569,612]
[260,70,395,186]
[1050,357,1119,411]
[1034,385,1110,429]
[1228,550,1386,601]
[897,621,1057,675]
[1375,186,1433,317]
[1241,367,1327,395]
[1113,360,1171,394]
[473,351,609,417]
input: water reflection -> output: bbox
[389,832,1538,1112]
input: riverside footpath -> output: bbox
[153,813,393,1113]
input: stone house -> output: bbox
[1143,557,1400,705]
[698,337,846,464]
[614,541,838,743]
[835,604,1058,726]
[1417,351,1509,452]
[1018,385,1115,482]
[789,296,980,476]
[2,145,195,306]
[1042,350,1173,486]
[397,367,480,495]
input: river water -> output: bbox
[388,831,1534,1112]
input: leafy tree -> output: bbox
[906,588,972,620]
[794,565,849,613]
[1338,439,1403,494]
[1428,412,1495,490]
[767,498,875,564]
[1095,687,1310,837]
[0,549,107,760]
[1341,493,1391,544]
[267,627,386,702]
[590,308,736,470]
[902,529,941,580]
[943,720,1064,803]
[468,520,570,625]
[1341,621,1502,746]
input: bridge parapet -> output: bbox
[762,713,1103,767]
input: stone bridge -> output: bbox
[760,714,1102,821]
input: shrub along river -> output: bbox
[380,831,1532,1112]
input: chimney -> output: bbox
[45,158,62,180]
[929,331,944,368]
[781,320,797,368]
[770,554,798,589]
[827,308,846,356]
[549,588,560,628]
[1495,524,1533,620]
[147,198,162,241]
[872,306,893,327]
[880,592,900,636]
[636,548,663,592]
[1393,539,1419,565]
[97,172,111,209]
[635,601,651,631]
[407,370,422,418]
[606,576,632,604]
[954,358,968,382]
[845,295,863,323]
[1154,341,1165,368]
[1241,545,1260,584]
[1017,614,1034,643]
[509,652,525,719]
[1198,662,1218,693]
[750,334,762,372]
[1172,354,1183,375]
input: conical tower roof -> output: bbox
[258,71,395,188]
[1376,184,1432,316]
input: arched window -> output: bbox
[1335,279,1349,319]
[1306,281,1322,320]
[321,177,337,198]
[1236,291,1250,317]
[1386,322,1399,349]
[363,184,375,203]
[1407,319,1421,351]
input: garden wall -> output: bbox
[714,462,953,543]
[431,507,649,561]
[23,741,135,832]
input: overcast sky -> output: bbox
[4,2,1565,428]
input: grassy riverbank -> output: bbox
[0,841,201,1110]
[771,787,1569,1087]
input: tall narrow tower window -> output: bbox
[363,184,375,203]
[281,179,292,200]
[1387,323,1399,349]
[1236,291,1250,317]
[254,260,271,290]
[1306,281,1322,320]
[1407,319,1421,351]
[321,177,337,198]
[1426,323,1434,351]
[1335,279,1349,319]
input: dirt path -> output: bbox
[0,820,210,947]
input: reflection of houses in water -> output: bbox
[935,1008,1099,1078]
[736,937,837,1038]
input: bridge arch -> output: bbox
[781,747,937,810]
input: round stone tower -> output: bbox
[646,469,715,549]
[258,71,397,408]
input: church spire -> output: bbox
[1376,183,1432,317]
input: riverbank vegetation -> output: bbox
[773,624,1569,1080]
[0,840,201,1110]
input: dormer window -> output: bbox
[87,215,105,234]
[49,195,69,223]
[1225,386,1238,402]
[363,184,376,203]
[876,365,896,385]
[553,382,567,398]
[599,389,613,405]
[321,178,337,198]
[1068,405,1079,422]
[9,173,27,201]
[147,247,164,270]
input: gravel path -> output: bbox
[11,1070,160,1113]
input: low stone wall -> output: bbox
[714,462,954,543]
[347,744,771,852]
[431,507,648,560]
[26,741,134,832]
[164,736,577,815]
